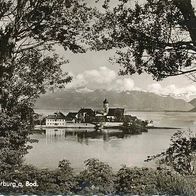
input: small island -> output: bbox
[34,99,148,134]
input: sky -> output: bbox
[57,0,196,101]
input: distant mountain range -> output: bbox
[189,99,196,111]
[35,90,194,112]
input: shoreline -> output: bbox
[33,125,180,132]
[147,126,180,129]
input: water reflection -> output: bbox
[27,111,196,170]
[27,128,178,170]
[39,128,130,144]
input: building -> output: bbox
[103,98,109,115]
[107,108,125,122]
[102,99,125,122]
[123,115,137,122]
[45,99,125,126]
[66,112,78,123]
[77,108,95,123]
[45,112,67,127]
[94,99,125,122]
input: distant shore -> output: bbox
[147,126,180,129]
[34,108,195,113]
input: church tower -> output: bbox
[103,98,109,115]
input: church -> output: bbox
[95,99,125,122]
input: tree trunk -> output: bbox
[173,0,196,45]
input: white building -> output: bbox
[45,112,67,127]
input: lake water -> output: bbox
[25,111,196,171]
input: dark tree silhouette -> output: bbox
[90,0,196,81]
[0,0,97,172]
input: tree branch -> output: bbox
[162,68,196,78]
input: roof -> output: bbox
[95,110,104,115]
[107,108,124,117]
[103,99,109,104]
[123,115,137,121]
[78,108,94,115]
[46,112,66,119]
[65,112,78,121]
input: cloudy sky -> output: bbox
[58,0,196,101]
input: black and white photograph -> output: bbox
[1,0,196,195]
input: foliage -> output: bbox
[56,160,76,193]
[91,0,196,80]
[121,117,148,134]
[0,159,76,194]
[0,0,96,104]
[155,169,196,196]
[0,111,37,173]
[0,0,98,171]
[0,0,97,108]
[1,158,196,195]
[115,166,157,194]
[146,130,196,175]
[76,158,114,194]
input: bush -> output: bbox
[156,170,196,196]
[0,160,76,194]
[115,166,196,195]
[121,119,148,134]
[146,130,196,175]
[115,166,158,195]
[1,158,196,195]
[76,158,114,194]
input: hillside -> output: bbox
[35,90,194,112]
[189,98,196,111]
[190,98,196,107]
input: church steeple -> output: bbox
[103,98,109,114]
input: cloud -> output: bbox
[109,78,135,91]
[148,83,196,100]
[83,66,116,84]
[65,73,87,89]
[76,87,94,93]
[65,68,196,101]
[65,66,137,92]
